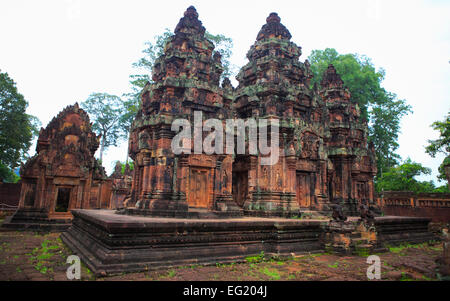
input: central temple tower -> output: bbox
[233,13,327,216]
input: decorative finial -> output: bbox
[256,12,291,41]
[321,64,344,88]
[174,5,205,35]
[266,12,281,23]
[184,6,198,18]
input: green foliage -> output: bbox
[260,267,281,280]
[375,158,440,193]
[129,28,236,93]
[128,28,173,95]
[425,112,449,181]
[425,112,450,157]
[80,93,124,161]
[245,251,265,263]
[113,160,134,174]
[204,32,237,80]
[0,70,41,181]
[0,163,20,183]
[308,49,412,176]
[327,262,339,268]
[29,239,60,274]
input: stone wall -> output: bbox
[376,191,450,223]
[0,182,21,212]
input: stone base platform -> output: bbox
[2,208,71,232]
[60,210,437,276]
[117,207,244,219]
[375,216,436,246]
[61,209,326,276]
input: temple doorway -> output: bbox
[55,187,71,212]
[23,183,36,207]
[188,168,210,208]
[232,171,248,207]
[296,172,311,208]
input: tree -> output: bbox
[128,28,174,96]
[369,93,412,176]
[80,93,123,162]
[425,112,450,181]
[308,48,412,176]
[204,32,236,80]
[112,160,134,175]
[375,158,441,193]
[0,70,40,182]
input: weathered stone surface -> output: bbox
[61,209,436,275]
[374,216,436,246]
[61,209,325,276]
[376,191,450,223]
[233,13,377,217]
[3,103,111,230]
[122,8,377,218]
[437,228,450,277]
[109,162,132,209]
[126,6,240,217]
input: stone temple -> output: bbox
[3,103,111,230]
[60,7,434,275]
[122,7,377,218]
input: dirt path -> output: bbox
[0,220,444,281]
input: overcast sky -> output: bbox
[0,0,449,183]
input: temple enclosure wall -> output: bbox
[376,191,450,223]
[0,182,21,214]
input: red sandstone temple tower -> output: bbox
[4,103,111,229]
[233,13,326,216]
[232,13,377,216]
[126,6,241,217]
[320,65,377,215]
[123,8,376,218]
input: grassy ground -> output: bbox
[0,220,444,281]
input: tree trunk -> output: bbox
[99,134,106,163]
[125,125,131,164]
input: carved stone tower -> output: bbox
[126,6,240,217]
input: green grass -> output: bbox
[260,267,281,280]
[400,272,414,281]
[28,238,62,274]
[327,262,339,268]
[245,251,265,263]
[354,248,370,257]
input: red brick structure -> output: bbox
[442,230,450,276]
[377,191,450,223]
[3,103,111,230]
[124,6,240,217]
[61,7,436,276]
[121,8,377,218]
[109,162,132,209]
[0,182,21,213]
[233,14,376,216]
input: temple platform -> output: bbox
[2,208,72,232]
[60,209,436,276]
[61,209,326,276]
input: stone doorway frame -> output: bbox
[49,185,75,219]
